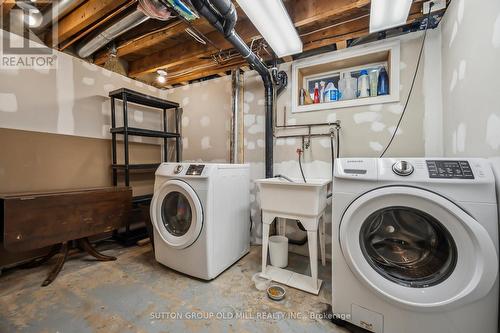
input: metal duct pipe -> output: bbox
[37,0,85,31]
[76,10,149,58]
[190,0,274,178]
[75,0,171,59]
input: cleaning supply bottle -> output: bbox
[357,70,370,98]
[319,81,326,103]
[369,69,379,97]
[377,67,389,96]
[338,72,357,100]
[299,88,306,105]
[324,82,339,102]
[313,82,320,104]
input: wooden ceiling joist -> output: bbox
[1,0,16,18]
[94,20,185,65]
[288,0,370,27]
[52,0,129,46]
[163,58,246,86]
[93,19,216,65]
[128,17,259,77]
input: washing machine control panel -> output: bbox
[426,160,474,179]
[173,165,184,174]
[186,164,205,176]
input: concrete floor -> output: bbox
[0,242,349,333]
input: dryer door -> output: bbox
[339,186,498,311]
[151,179,203,249]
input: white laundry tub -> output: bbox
[255,178,331,219]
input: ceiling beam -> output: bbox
[59,0,137,51]
[301,16,369,52]
[51,0,129,46]
[94,20,184,65]
[336,40,348,49]
[301,6,429,52]
[94,19,214,65]
[1,0,16,18]
[162,58,246,86]
[288,0,370,27]
[128,17,259,77]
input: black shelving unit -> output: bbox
[109,88,181,245]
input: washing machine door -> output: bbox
[151,179,203,249]
[340,186,498,311]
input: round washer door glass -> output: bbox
[161,192,192,237]
[151,179,203,249]
[360,206,457,288]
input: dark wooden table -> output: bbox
[1,187,132,286]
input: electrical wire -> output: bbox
[379,3,434,157]
[327,127,340,199]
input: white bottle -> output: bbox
[357,69,370,98]
[319,81,326,103]
[339,72,357,100]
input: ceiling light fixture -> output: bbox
[235,0,302,58]
[156,69,167,84]
[369,0,412,33]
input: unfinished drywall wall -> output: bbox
[441,0,500,157]
[164,77,232,163]
[244,33,441,248]
[0,29,173,195]
[169,32,443,248]
[0,30,169,140]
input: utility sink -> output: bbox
[255,178,331,226]
[255,177,332,295]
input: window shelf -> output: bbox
[291,40,400,113]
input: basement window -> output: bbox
[291,40,401,113]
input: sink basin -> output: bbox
[255,178,331,219]
[256,177,331,295]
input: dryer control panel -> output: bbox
[426,160,474,179]
[186,164,205,176]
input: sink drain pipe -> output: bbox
[189,0,274,178]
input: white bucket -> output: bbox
[269,236,288,268]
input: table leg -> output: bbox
[307,230,318,290]
[78,237,117,261]
[42,241,69,287]
[19,243,62,269]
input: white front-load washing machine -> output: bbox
[150,163,250,280]
[332,158,499,333]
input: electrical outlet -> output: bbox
[423,0,447,14]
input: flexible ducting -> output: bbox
[190,0,274,178]
[75,0,171,59]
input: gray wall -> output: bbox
[441,0,500,157]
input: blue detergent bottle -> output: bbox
[377,67,389,96]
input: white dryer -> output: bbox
[332,158,499,333]
[150,163,250,280]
